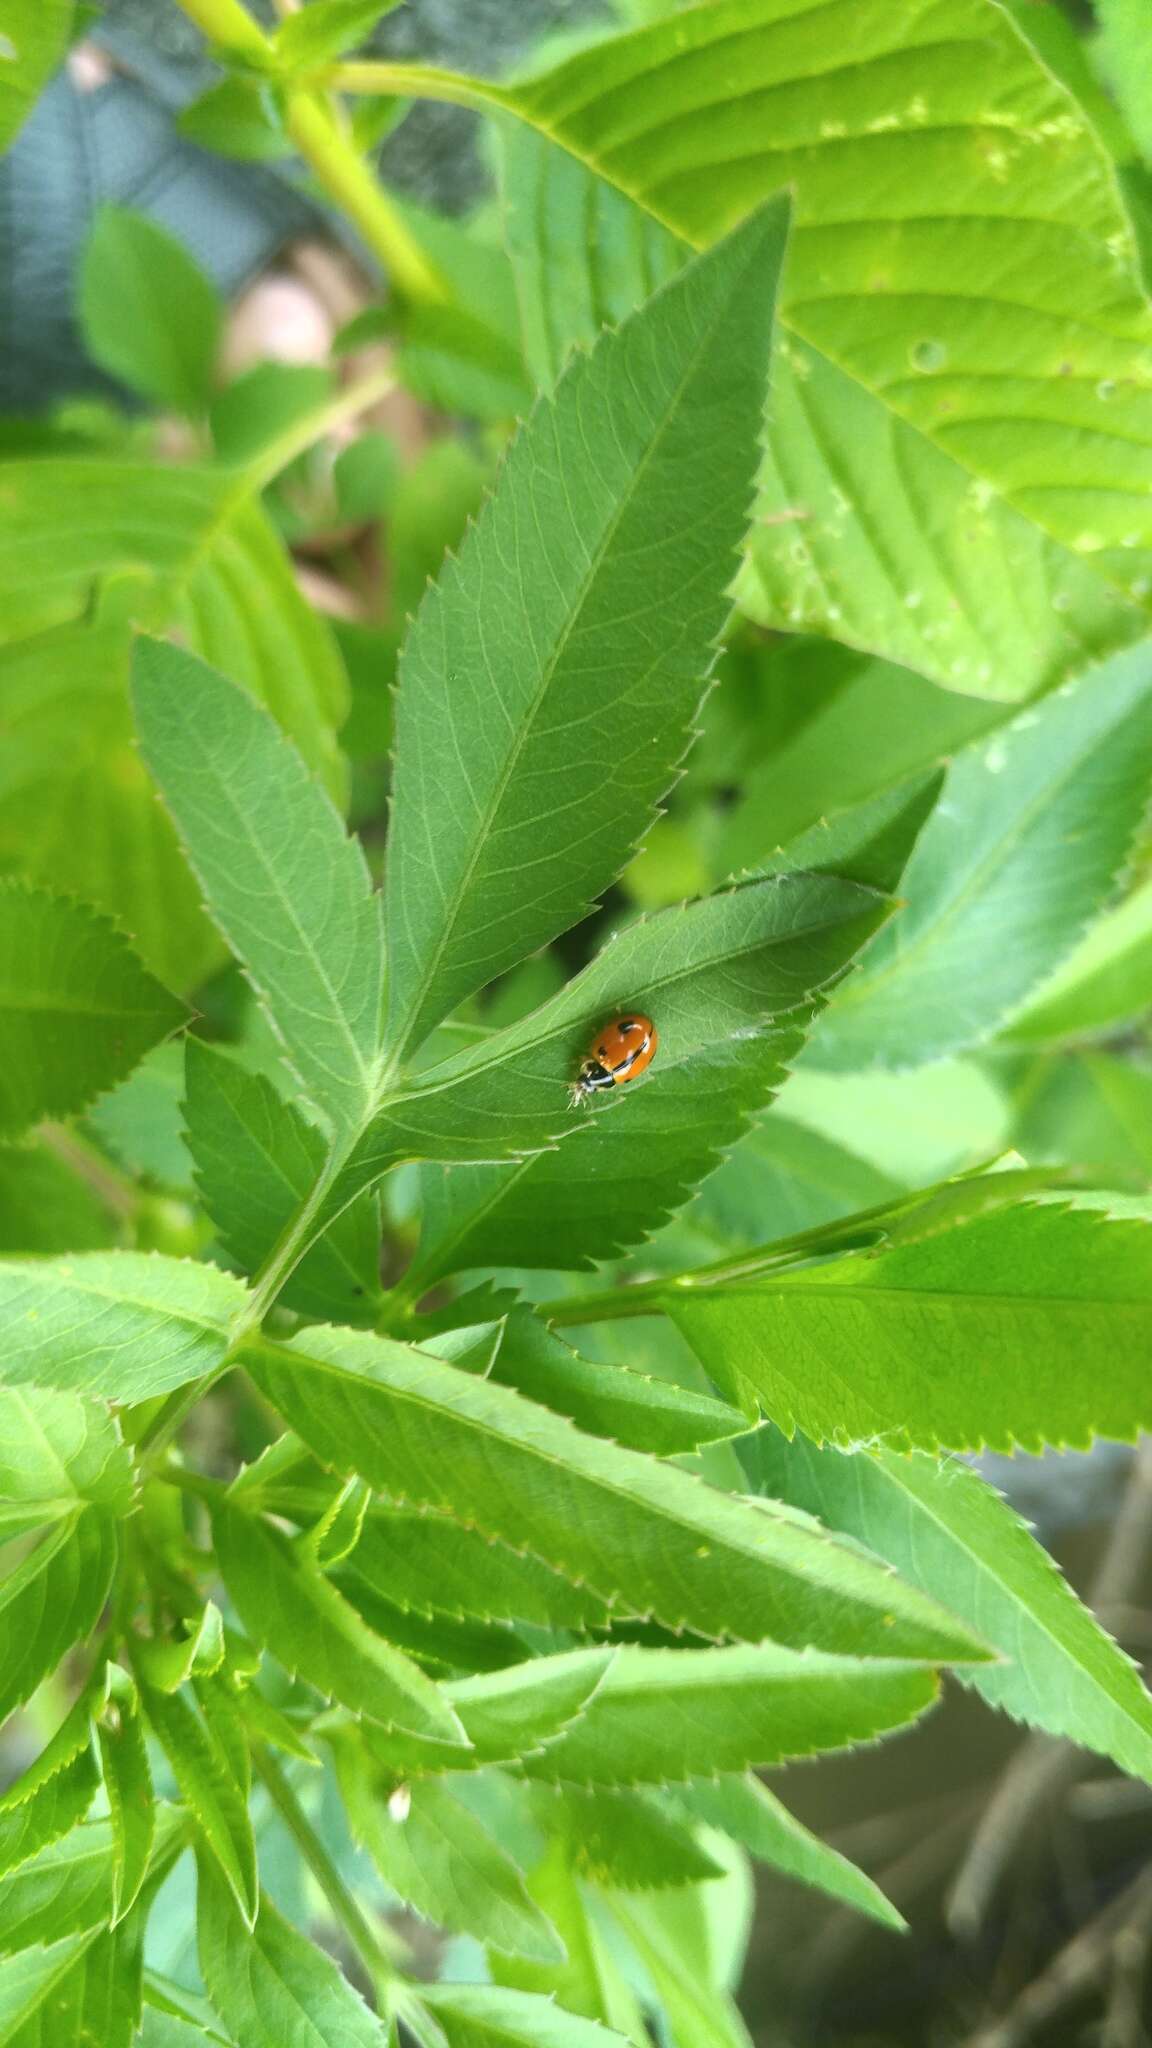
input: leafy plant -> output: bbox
[5,0,1152,2041]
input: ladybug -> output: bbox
[571,1013,658,1106]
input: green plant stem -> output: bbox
[241,361,398,495]
[254,1747,396,2003]
[327,58,506,117]
[138,1140,351,1467]
[171,0,447,301]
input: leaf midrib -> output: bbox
[388,249,751,1063]
[258,1339,935,1634]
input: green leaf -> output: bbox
[340,1505,609,1633]
[80,208,221,416]
[0,1509,117,1724]
[382,197,789,1061]
[0,1140,115,1256]
[212,1498,468,1748]
[1096,0,1152,159]
[546,1784,723,1890]
[140,1687,258,1929]
[606,1890,753,2048]
[500,124,685,394]
[737,336,1143,700]
[498,125,1138,697]
[184,1040,382,1325]
[141,1974,238,2048]
[0,884,185,1140]
[197,1861,391,2048]
[389,202,532,425]
[1001,873,1152,1046]
[0,1936,97,2047]
[1009,1050,1152,1181]
[675,1776,902,1930]
[417,1983,631,2048]
[520,1644,938,1787]
[274,0,400,68]
[474,1311,746,1455]
[413,1650,613,1773]
[340,1754,565,1962]
[0,1251,241,1401]
[762,772,943,899]
[97,1674,155,1925]
[507,0,1152,608]
[210,366,332,467]
[714,652,1005,879]
[654,1115,903,1270]
[0,1674,108,1813]
[667,1197,1152,1454]
[87,1044,194,1196]
[491,1840,648,2041]
[0,1741,100,1881]
[0,1819,119,1950]
[10,1915,147,2048]
[746,1428,1152,1783]
[340,875,887,1220]
[0,1,73,154]
[133,642,382,1135]
[178,78,292,163]
[810,649,1152,1070]
[0,464,348,804]
[247,1326,993,1661]
[0,1387,133,1538]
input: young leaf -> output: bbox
[0,883,185,1140]
[339,873,887,1210]
[339,1754,565,1963]
[666,1198,1152,1454]
[0,1251,242,1401]
[139,1687,258,1929]
[476,1311,747,1455]
[0,1387,134,1539]
[197,1861,391,2048]
[80,208,221,416]
[382,196,790,1061]
[746,1428,1152,1785]
[519,1644,939,1787]
[437,1650,614,1771]
[674,1776,903,1931]
[0,1673,109,1813]
[810,652,1152,1069]
[0,1509,117,1724]
[97,1673,156,1925]
[0,1738,100,1880]
[212,1499,469,1749]
[132,640,382,1135]
[417,1982,632,2048]
[184,1040,382,1326]
[247,1326,992,1662]
[343,1506,609,1633]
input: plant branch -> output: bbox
[254,1747,396,2003]
[171,0,447,301]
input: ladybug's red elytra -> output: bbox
[571,1014,658,1106]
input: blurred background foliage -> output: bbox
[7,0,1152,2041]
